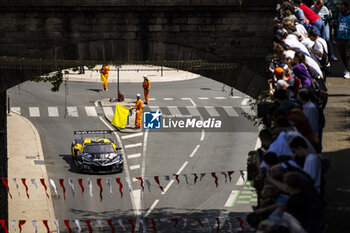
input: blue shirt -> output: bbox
[337,12,350,39]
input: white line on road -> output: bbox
[215,97,227,99]
[102,106,114,116]
[168,106,182,116]
[189,145,200,158]
[161,180,175,195]
[198,97,209,100]
[130,164,141,170]
[121,132,143,139]
[85,106,98,117]
[29,107,40,117]
[11,107,21,115]
[200,129,205,141]
[125,143,142,149]
[236,171,247,185]
[223,106,239,117]
[186,106,201,117]
[176,161,189,175]
[132,189,142,216]
[148,98,156,101]
[163,98,174,100]
[241,98,250,106]
[48,107,59,117]
[127,153,141,159]
[181,98,196,107]
[224,190,239,207]
[230,96,241,99]
[148,106,160,112]
[204,106,220,117]
[67,106,79,117]
[145,199,159,217]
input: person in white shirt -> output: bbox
[298,89,319,136]
[308,29,329,69]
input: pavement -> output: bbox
[6,62,350,232]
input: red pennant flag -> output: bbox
[128,219,135,233]
[193,174,198,184]
[135,177,144,191]
[154,176,164,192]
[173,174,180,184]
[43,220,50,233]
[78,179,85,198]
[216,218,220,233]
[107,219,115,233]
[59,179,66,200]
[64,220,72,233]
[151,219,157,233]
[21,178,29,199]
[40,179,50,199]
[1,178,12,199]
[194,218,204,228]
[171,218,178,228]
[116,178,123,198]
[228,171,234,182]
[211,173,219,188]
[0,220,8,233]
[236,217,245,231]
[18,220,26,233]
[97,178,103,202]
[85,220,93,233]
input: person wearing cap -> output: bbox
[142,74,151,104]
[100,64,110,91]
[131,94,144,128]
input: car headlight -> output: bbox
[108,153,118,159]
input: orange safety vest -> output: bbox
[100,65,110,75]
[142,79,150,89]
[135,99,144,111]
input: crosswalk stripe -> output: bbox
[148,98,156,101]
[85,106,98,117]
[163,98,174,100]
[67,106,79,117]
[103,107,114,116]
[215,97,227,99]
[167,106,182,116]
[130,164,140,170]
[185,106,201,117]
[223,106,239,117]
[224,190,239,207]
[29,107,40,117]
[11,107,21,115]
[121,133,143,139]
[241,106,255,115]
[127,153,141,159]
[230,96,241,99]
[148,106,160,112]
[125,143,142,149]
[198,97,209,100]
[204,106,220,117]
[48,107,59,117]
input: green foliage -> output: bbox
[32,70,63,92]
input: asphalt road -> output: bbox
[8,76,258,232]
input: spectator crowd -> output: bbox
[246,1,350,232]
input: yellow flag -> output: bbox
[111,104,130,128]
[100,73,106,84]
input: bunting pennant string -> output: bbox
[54,219,60,233]
[0,220,8,233]
[96,178,103,202]
[236,217,245,231]
[154,176,164,192]
[12,178,20,197]
[171,218,178,228]
[135,177,144,191]
[117,219,125,231]
[145,176,151,192]
[74,220,81,233]
[183,174,188,184]
[173,174,180,184]
[128,219,135,233]
[193,174,198,184]
[228,171,234,182]
[216,218,220,233]
[194,218,204,228]
[106,178,113,196]
[21,178,29,199]
[85,220,93,233]
[11,220,16,233]
[31,178,38,190]
[164,175,170,181]
[204,218,211,232]
[107,219,115,233]
[220,172,228,183]
[32,220,37,233]
[96,220,102,232]
[139,219,146,233]
[240,170,245,181]
[1,178,12,199]
[40,179,50,199]
[64,220,72,233]
[116,178,123,198]
[88,178,93,198]
[59,179,66,200]
[200,173,206,181]
[68,178,75,197]
[151,219,157,233]
[78,179,84,199]
[18,220,26,233]
[125,177,132,191]
[49,179,58,195]
[42,220,50,233]
[183,218,187,229]
[211,173,219,188]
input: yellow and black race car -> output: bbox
[71,130,123,173]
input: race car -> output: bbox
[71,130,123,173]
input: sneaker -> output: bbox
[144,102,148,105]
[344,71,350,79]
[330,55,338,62]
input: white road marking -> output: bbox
[148,106,160,112]
[125,143,142,149]
[176,161,189,175]
[85,106,98,117]
[200,129,205,141]
[186,106,201,117]
[224,190,239,207]
[236,171,247,185]
[189,145,200,158]
[48,107,59,117]
[161,180,175,195]
[230,96,241,99]
[127,153,141,159]
[11,107,21,115]
[29,107,40,117]
[198,97,209,100]
[215,97,226,99]
[145,199,159,217]
[181,97,196,107]
[132,189,142,216]
[223,106,239,117]
[204,106,220,117]
[168,106,182,116]
[148,98,156,101]
[130,164,141,170]
[94,101,99,107]
[121,132,143,139]
[241,98,250,106]
[242,106,255,115]
[103,106,114,116]
[163,98,174,100]
[67,106,79,117]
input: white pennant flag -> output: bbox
[74,220,81,233]
[54,219,60,233]
[13,178,19,189]
[228,221,233,232]
[32,220,38,233]
[221,172,228,183]
[68,178,75,197]
[200,173,206,181]
[31,178,38,190]
[50,179,58,195]
[183,174,188,184]
[164,175,170,181]
[204,218,212,232]
[106,178,113,196]
[117,219,125,231]
[183,218,187,229]
[125,177,132,191]
[96,220,103,232]
[145,176,151,192]
[139,219,146,233]
[11,220,16,233]
[88,178,93,198]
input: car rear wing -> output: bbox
[74,130,113,136]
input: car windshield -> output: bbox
[83,144,115,153]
